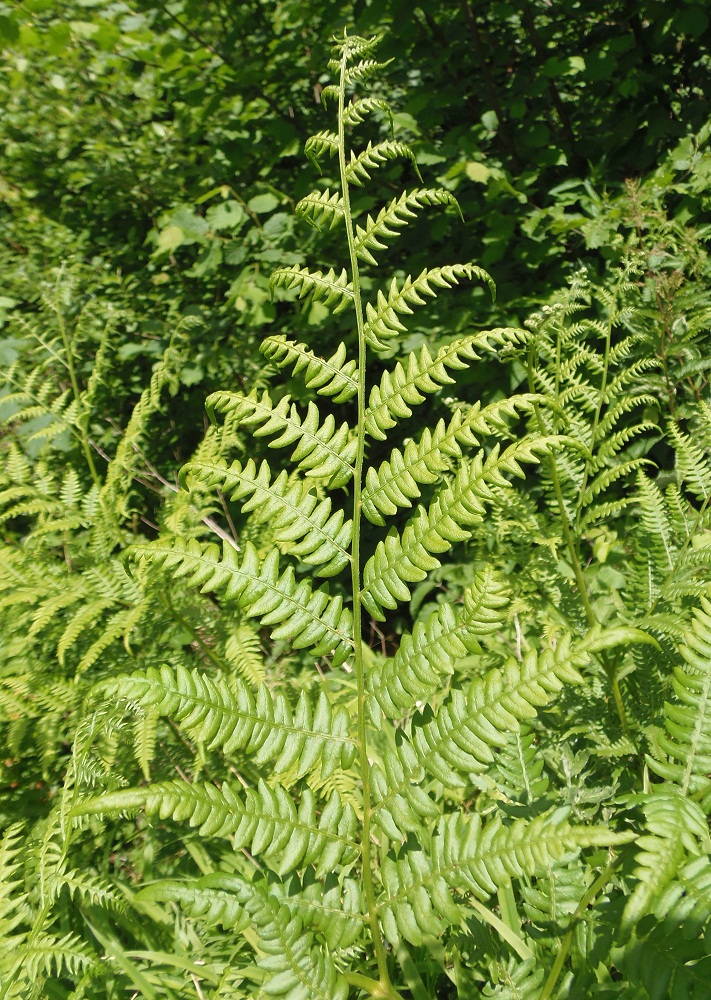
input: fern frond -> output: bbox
[653,854,711,935]
[581,459,651,506]
[669,422,711,500]
[277,872,366,952]
[377,808,632,945]
[22,931,96,982]
[89,663,357,778]
[368,566,509,719]
[362,264,495,350]
[621,791,709,937]
[180,459,352,577]
[646,597,711,798]
[142,872,350,1000]
[362,439,557,620]
[224,623,265,686]
[137,537,353,663]
[269,265,353,315]
[363,394,545,523]
[295,189,344,230]
[354,188,461,267]
[346,141,419,187]
[408,636,584,787]
[304,130,339,170]
[72,780,358,878]
[490,728,549,805]
[342,57,392,88]
[342,96,392,128]
[260,336,358,402]
[206,389,357,489]
[365,328,525,440]
[372,637,585,839]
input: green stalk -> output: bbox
[337,41,395,994]
[538,856,622,1000]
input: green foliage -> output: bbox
[1,15,711,1000]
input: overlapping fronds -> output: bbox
[621,791,709,937]
[362,264,495,349]
[653,854,711,934]
[140,873,350,1000]
[260,336,358,402]
[14,29,707,1000]
[362,394,545,523]
[180,458,352,576]
[646,598,711,800]
[362,439,557,619]
[371,636,586,840]
[206,389,357,488]
[365,328,526,439]
[135,537,353,664]
[367,566,510,719]
[377,809,633,946]
[89,663,357,778]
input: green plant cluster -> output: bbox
[1,8,711,1000]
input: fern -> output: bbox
[0,31,696,999]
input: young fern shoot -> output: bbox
[70,34,637,998]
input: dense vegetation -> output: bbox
[1,3,711,998]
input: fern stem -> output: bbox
[538,855,623,1000]
[337,39,394,992]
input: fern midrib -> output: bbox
[111,670,356,750]
[337,40,392,991]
